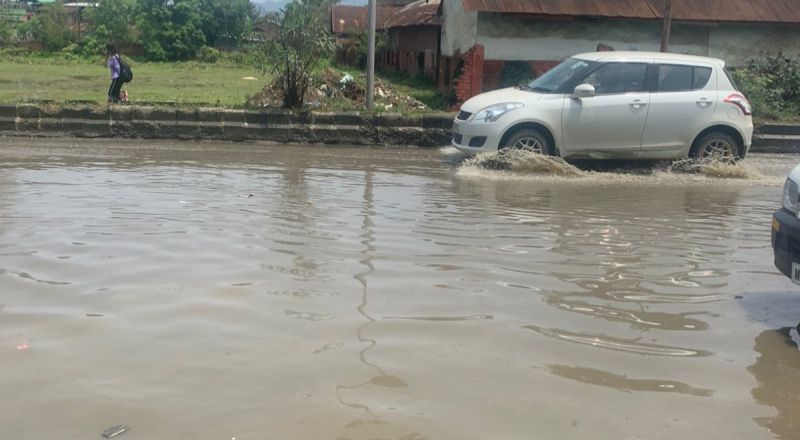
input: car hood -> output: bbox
[460,87,543,114]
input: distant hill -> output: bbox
[255,0,367,12]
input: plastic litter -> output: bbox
[102,425,129,438]
[339,73,354,85]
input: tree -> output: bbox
[31,0,74,50]
[135,0,205,60]
[200,0,253,48]
[83,0,136,55]
[255,0,335,108]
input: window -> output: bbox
[656,64,713,92]
[580,63,647,94]
[693,67,712,89]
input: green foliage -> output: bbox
[30,0,75,51]
[254,0,336,108]
[342,29,387,69]
[500,61,534,88]
[196,45,220,62]
[136,0,206,60]
[83,0,136,55]
[199,0,253,47]
[733,53,800,120]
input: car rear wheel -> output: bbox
[501,129,550,155]
[690,132,739,161]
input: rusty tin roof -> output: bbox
[461,0,800,23]
[383,0,442,28]
[330,5,403,34]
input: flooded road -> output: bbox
[1,137,799,440]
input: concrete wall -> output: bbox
[708,24,800,65]
[474,13,800,66]
[440,0,477,56]
[476,14,710,61]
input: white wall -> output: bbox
[473,13,800,66]
[476,14,710,61]
[440,0,478,56]
[708,24,800,65]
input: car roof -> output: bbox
[572,51,725,66]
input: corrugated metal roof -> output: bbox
[383,0,441,28]
[330,5,403,34]
[461,0,800,23]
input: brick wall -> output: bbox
[454,44,484,105]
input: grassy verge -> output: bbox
[0,53,267,107]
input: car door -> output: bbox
[561,62,650,156]
[641,63,717,155]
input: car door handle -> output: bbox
[629,100,647,108]
[696,98,712,106]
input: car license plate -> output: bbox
[793,262,800,285]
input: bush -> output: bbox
[500,61,534,88]
[733,53,800,120]
[197,45,220,62]
[254,0,335,108]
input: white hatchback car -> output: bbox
[452,51,754,160]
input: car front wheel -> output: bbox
[690,132,740,160]
[501,129,550,155]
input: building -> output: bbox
[378,0,441,79]
[439,0,800,102]
[330,3,403,64]
[376,0,800,104]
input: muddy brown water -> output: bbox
[1,138,799,440]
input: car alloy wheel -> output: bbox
[698,138,736,160]
[512,136,544,154]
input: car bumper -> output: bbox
[772,208,800,281]
[451,119,502,154]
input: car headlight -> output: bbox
[471,102,524,123]
[783,178,798,215]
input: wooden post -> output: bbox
[660,0,673,52]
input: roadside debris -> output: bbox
[102,425,129,438]
[246,68,428,111]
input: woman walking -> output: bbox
[105,43,123,103]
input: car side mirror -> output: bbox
[572,83,596,99]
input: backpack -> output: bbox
[117,55,133,83]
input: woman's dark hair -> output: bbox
[105,43,118,55]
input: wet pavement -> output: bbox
[0,137,798,440]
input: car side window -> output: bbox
[693,67,712,89]
[580,63,648,95]
[656,64,713,92]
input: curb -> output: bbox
[0,104,453,147]
[1,103,798,152]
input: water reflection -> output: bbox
[748,327,800,439]
[548,364,713,396]
[335,169,411,434]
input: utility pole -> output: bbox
[660,0,673,52]
[366,0,376,109]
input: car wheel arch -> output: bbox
[690,124,746,158]
[499,122,558,156]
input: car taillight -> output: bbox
[724,93,752,116]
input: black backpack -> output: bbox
[117,55,133,83]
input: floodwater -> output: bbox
[1,137,799,440]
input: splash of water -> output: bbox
[454,149,779,185]
[462,150,583,176]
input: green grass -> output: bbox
[0,57,267,106]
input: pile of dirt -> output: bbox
[246,68,428,111]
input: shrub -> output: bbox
[500,61,534,88]
[733,53,800,120]
[197,45,220,62]
[254,0,335,108]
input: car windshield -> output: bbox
[524,58,593,93]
